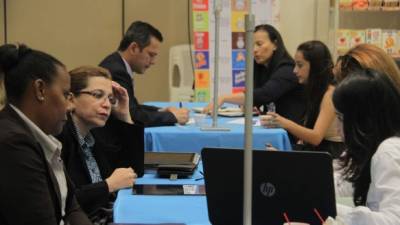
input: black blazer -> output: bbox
[99,52,177,127]
[0,105,92,225]
[57,115,144,216]
[253,60,306,144]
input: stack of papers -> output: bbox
[192,107,244,117]
[227,118,261,126]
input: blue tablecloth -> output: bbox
[114,191,209,225]
[114,102,292,224]
[113,163,211,225]
[144,102,292,152]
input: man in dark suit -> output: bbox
[100,21,189,127]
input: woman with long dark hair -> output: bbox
[204,24,305,143]
[264,40,344,157]
[333,69,400,224]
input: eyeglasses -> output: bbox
[77,90,117,105]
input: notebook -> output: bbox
[144,152,200,178]
[144,152,200,168]
[192,107,256,117]
[201,148,337,225]
[192,107,242,116]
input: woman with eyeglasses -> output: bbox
[333,69,400,225]
[335,43,400,88]
[57,66,144,223]
[262,40,344,158]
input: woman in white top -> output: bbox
[332,69,400,225]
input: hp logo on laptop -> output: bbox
[260,182,276,197]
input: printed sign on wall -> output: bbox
[192,0,280,102]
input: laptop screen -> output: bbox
[202,148,336,225]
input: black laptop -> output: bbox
[202,148,337,225]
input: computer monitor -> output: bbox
[202,148,337,225]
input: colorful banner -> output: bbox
[192,0,280,102]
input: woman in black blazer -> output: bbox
[57,66,144,222]
[203,24,305,143]
[0,44,92,225]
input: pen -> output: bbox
[179,102,182,108]
[195,171,204,181]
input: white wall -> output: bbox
[280,0,331,56]
[0,1,4,44]
[0,0,334,102]
[5,0,122,69]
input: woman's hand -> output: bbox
[260,112,289,129]
[265,143,278,151]
[202,96,225,115]
[105,167,137,193]
[267,112,291,129]
[111,81,133,124]
[161,107,190,125]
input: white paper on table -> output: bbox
[176,118,195,129]
[227,118,260,126]
[187,118,195,125]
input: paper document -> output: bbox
[227,118,260,126]
[192,107,248,117]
